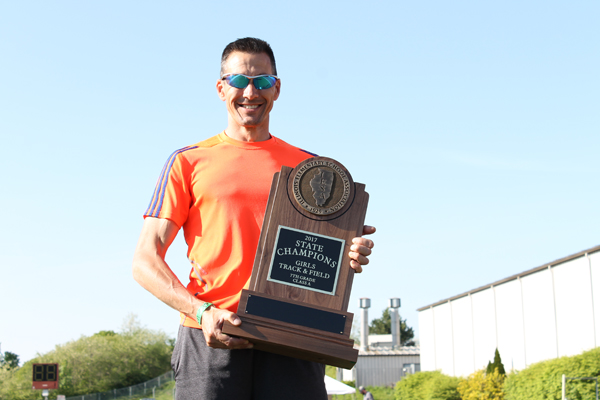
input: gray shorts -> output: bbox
[171,325,327,400]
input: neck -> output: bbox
[224,124,271,143]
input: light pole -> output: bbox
[359,298,371,351]
[389,298,401,349]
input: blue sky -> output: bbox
[1,1,598,364]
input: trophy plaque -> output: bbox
[223,156,369,369]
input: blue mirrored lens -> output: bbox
[227,75,251,89]
[252,76,277,90]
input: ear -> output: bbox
[273,79,281,101]
[216,79,226,101]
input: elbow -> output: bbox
[132,255,145,284]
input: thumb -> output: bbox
[363,225,376,235]
[226,312,242,326]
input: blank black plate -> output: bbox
[244,295,346,335]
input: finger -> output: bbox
[215,331,253,349]
[204,325,253,349]
[205,335,228,348]
[214,312,252,349]
[349,259,363,273]
[350,243,373,258]
[203,330,227,348]
[349,251,370,266]
[352,237,374,251]
[206,336,240,349]
[362,225,376,236]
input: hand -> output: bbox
[199,306,253,349]
[349,225,376,273]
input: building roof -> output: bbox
[358,346,420,356]
[417,244,600,311]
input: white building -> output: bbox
[338,343,420,387]
[418,244,600,377]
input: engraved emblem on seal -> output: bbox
[292,159,351,215]
[310,169,334,206]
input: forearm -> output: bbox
[132,242,251,349]
[132,252,202,318]
[132,217,205,320]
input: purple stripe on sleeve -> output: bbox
[144,156,171,216]
[300,149,318,157]
[145,146,198,217]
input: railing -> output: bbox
[65,371,174,400]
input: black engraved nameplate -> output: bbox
[267,226,344,295]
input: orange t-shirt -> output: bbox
[144,132,314,328]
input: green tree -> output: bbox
[0,352,19,370]
[93,330,117,337]
[486,348,506,376]
[369,308,415,346]
[0,315,173,400]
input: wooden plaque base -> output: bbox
[223,158,368,368]
[224,290,358,369]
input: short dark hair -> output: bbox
[221,37,277,76]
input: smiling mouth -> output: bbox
[238,104,261,109]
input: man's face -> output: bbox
[217,51,280,133]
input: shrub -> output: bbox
[458,369,505,400]
[395,371,460,400]
[504,347,600,400]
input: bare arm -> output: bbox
[132,217,252,349]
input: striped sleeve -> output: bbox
[144,146,197,225]
[299,148,318,157]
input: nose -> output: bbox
[243,80,259,99]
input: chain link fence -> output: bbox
[65,371,174,400]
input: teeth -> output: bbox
[241,105,259,109]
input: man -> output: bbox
[133,37,375,400]
[359,386,375,400]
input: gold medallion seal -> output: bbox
[292,159,351,215]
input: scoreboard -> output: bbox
[32,363,59,390]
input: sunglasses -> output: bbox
[221,74,279,90]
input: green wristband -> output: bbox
[196,302,214,326]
